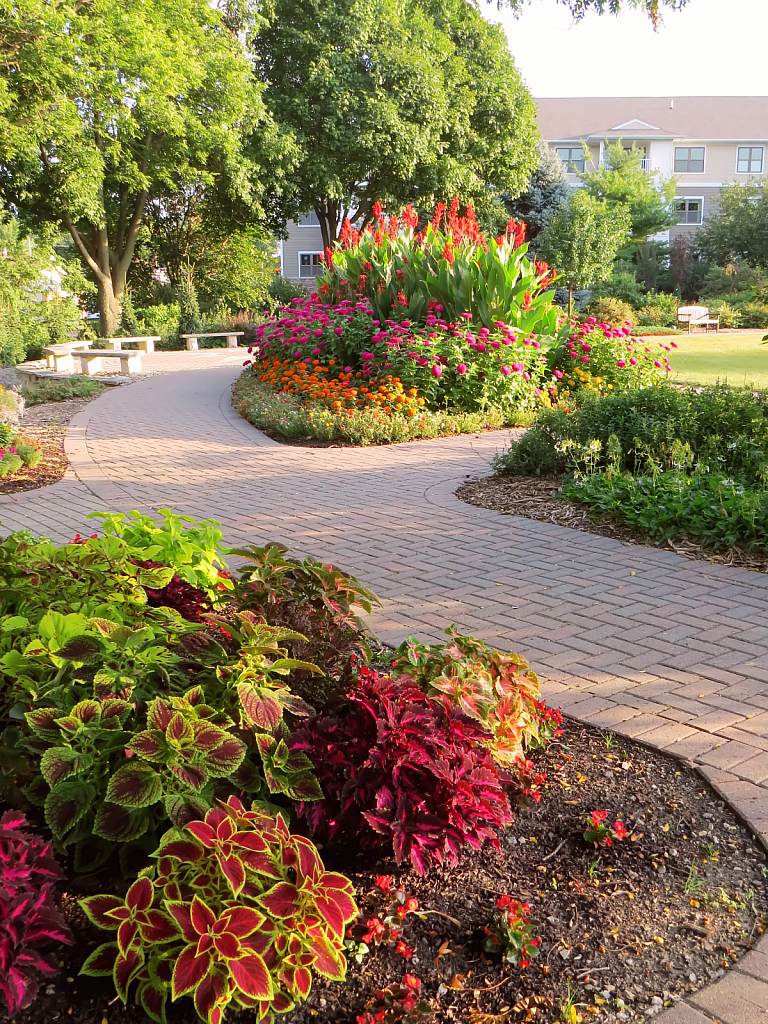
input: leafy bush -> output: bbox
[589,265,647,309]
[21,376,104,406]
[584,297,635,327]
[0,810,73,1014]
[177,278,203,337]
[493,383,768,485]
[563,469,768,552]
[635,292,678,327]
[739,302,768,329]
[319,199,558,334]
[290,667,515,875]
[706,299,743,328]
[135,302,181,351]
[0,385,24,425]
[268,277,307,308]
[80,797,357,1024]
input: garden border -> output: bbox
[6,362,768,1023]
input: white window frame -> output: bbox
[555,146,586,173]
[674,196,704,225]
[298,252,324,278]
[674,146,706,174]
[297,211,321,227]
[736,146,764,174]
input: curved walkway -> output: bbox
[4,351,768,1022]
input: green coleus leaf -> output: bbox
[106,763,163,809]
[40,746,91,787]
[1,614,29,632]
[93,801,150,843]
[25,707,62,741]
[204,736,246,778]
[45,780,95,839]
[130,730,165,761]
[57,634,103,663]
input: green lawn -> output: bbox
[667,332,768,388]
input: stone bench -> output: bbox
[44,341,90,372]
[100,336,160,353]
[77,350,143,376]
[180,331,244,351]
[17,366,125,387]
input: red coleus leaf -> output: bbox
[172,945,212,999]
[169,761,208,792]
[293,836,322,882]
[193,969,227,1023]
[213,932,240,958]
[117,919,139,957]
[312,889,356,941]
[229,951,273,999]
[306,931,347,980]
[138,909,178,944]
[80,894,124,930]
[80,941,119,977]
[184,820,216,848]
[156,839,203,863]
[221,906,265,938]
[190,895,216,935]
[126,877,153,913]
[137,976,168,1024]
[165,902,197,944]
[258,882,300,919]
[216,853,245,897]
[113,947,144,1001]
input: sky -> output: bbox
[484,0,768,97]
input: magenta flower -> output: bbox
[334,327,344,336]
[581,355,589,362]
[456,363,467,374]
[617,360,626,368]
[476,342,486,353]
[654,360,662,368]
[630,357,638,365]
[432,363,443,377]
[501,365,511,375]
[554,369,563,379]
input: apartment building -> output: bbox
[536,96,768,242]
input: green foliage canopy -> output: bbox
[695,180,768,269]
[538,189,631,311]
[0,0,266,336]
[252,0,539,248]
[580,141,677,252]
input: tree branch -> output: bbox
[61,211,105,281]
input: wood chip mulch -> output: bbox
[457,475,768,575]
[0,397,96,495]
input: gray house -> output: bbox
[280,211,325,286]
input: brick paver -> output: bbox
[4,349,768,1024]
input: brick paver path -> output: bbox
[4,350,768,1021]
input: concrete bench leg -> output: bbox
[80,357,102,375]
[226,334,238,348]
[186,337,199,351]
[139,339,155,353]
[106,340,122,350]
[53,354,75,373]
[119,354,142,374]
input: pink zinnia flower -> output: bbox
[501,365,511,375]
[630,357,638,365]
[456,363,467,374]
[431,363,443,377]
[617,360,626,368]
[554,369,563,379]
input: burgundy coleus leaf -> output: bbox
[221,906,265,938]
[80,894,125,930]
[117,919,139,957]
[191,722,228,753]
[106,763,162,809]
[99,698,132,722]
[193,969,227,1024]
[165,902,198,944]
[138,909,178,944]
[190,895,216,935]
[113,947,144,1002]
[147,698,174,731]
[93,801,150,843]
[171,945,211,999]
[169,761,208,792]
[280,963,312,999]
[184,820,216,848]
[24,708,61,741]
[166,712,193,745]
[216,853,245,897]
[238,684,283,730]
[257,882,300,919]
[229,951,273,999]
[80,941,119,976]
[137,975,169,1024]
[204,736,247,777]
[40,747,88,788]
[305,931,347,980]
[155,838,203,864]
[129,730,164,761]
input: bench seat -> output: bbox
[101,336,160,353]
[180,331,245,351]
[77,350,143,375]
[44,341,90,372]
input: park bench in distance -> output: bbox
[676,305,720,333]
[180,331,244,350]
[100,336,160,353]
[44,340,90,372]
[77,349,143,375]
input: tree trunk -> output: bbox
[96,276,123,337]
[316,199,340,251]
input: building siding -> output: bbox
[282,220,325,284]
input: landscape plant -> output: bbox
[483,895,540,968]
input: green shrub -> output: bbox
[585,297,634,327]
[493,382,768,486]
[589,265,647,308]
[177,277,203,337]
[16,443,41,467]
[135,302,181,350]
[268,276,308,308]
[635,292,679,327]
[118,289,139,336]
[739,302,768,329]
[706,299,743,328]
[21,377,104,405]
[563,469,768,552]
[0,452,23,477]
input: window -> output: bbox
[297,211,320,227]
[623,144,647,158]
[674,197,703,225]
[737,146,764,173]
[555,147,585,173]
[299,252,324,278]
[674,147,705,173]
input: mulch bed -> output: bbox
[457,475,768,575]
[14,722,768,1024]
[0,398,97,495]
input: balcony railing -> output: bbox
[640,158,653,172]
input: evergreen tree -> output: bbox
[118,289,139,336]
[506,143,569,243]
[177,276,203,336]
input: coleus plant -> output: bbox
[290,667,514,875]
[79,796,358,1024]
[390,628,556,767]
[0,810,73,1014]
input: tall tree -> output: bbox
[506,143,569,244]
[580,141,677,254]
[252,0,539,249]
[0,0,267,335]
[694,180,768,269]
[538,189,631,314]
[503,0,688,21]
